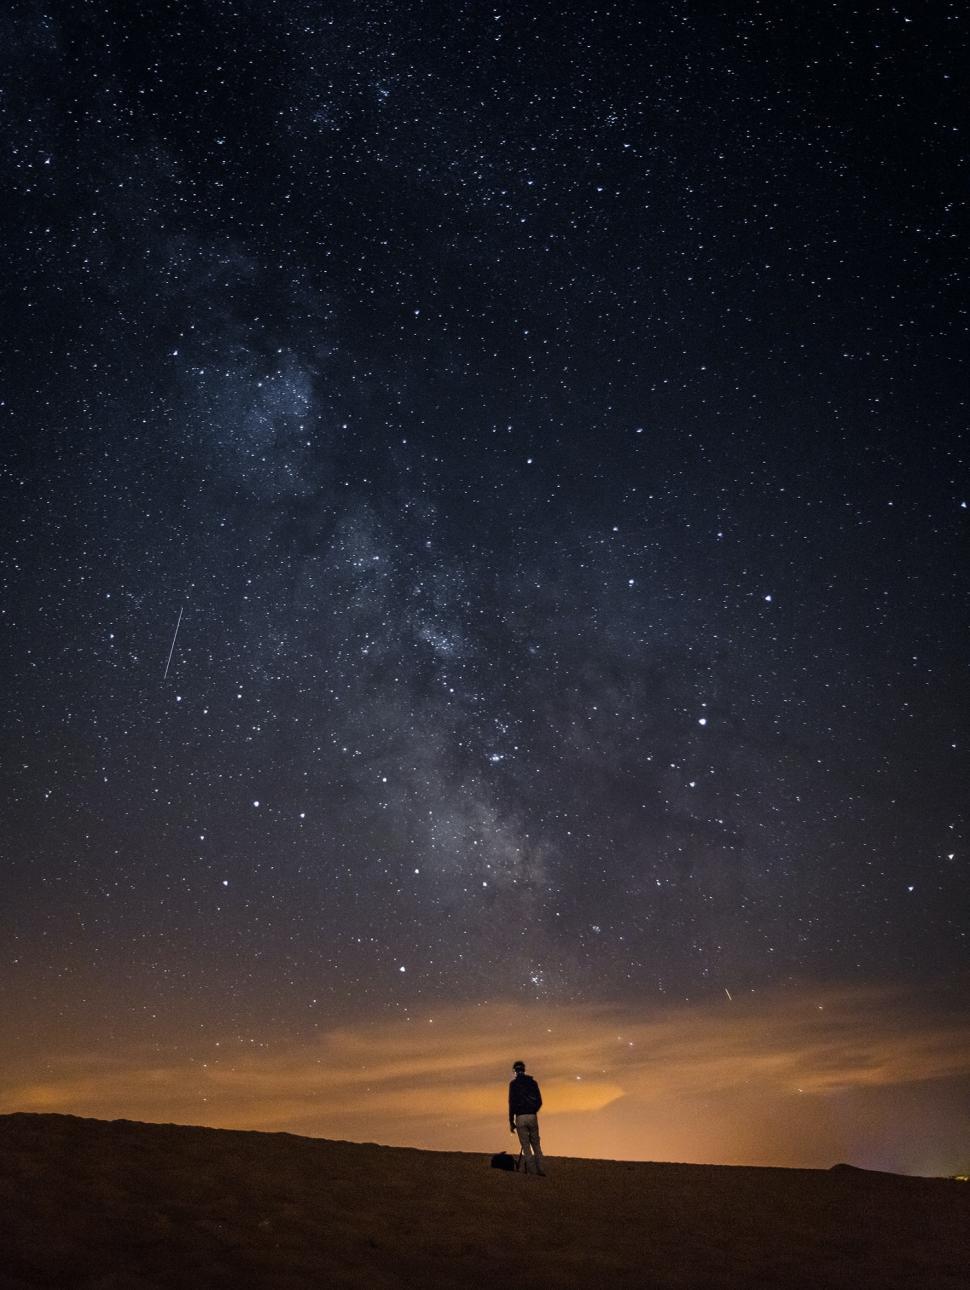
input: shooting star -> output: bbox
[724,987,733,1001]
[163,605,184,680]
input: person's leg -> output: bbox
[515,1116,536,1173]
[529,1121,546,1175]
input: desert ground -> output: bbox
[0,1113,965,1288]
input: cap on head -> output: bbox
[512,1060,526,1072]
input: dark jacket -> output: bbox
[509,1073,542,1121]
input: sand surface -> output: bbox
[0,1113,966,1289]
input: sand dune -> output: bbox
[0,1113,965,1289]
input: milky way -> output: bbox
[1,4,967,1164]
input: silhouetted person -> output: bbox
[508,1059,546,1176]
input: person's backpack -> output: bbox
[490,1151,519,1171]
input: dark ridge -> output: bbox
[1,1112,967,1289]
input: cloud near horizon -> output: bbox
[4,983,969,1174]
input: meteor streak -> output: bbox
[163,606,184,680]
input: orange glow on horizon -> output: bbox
[3,984,969,1176]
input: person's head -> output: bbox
[512,1060,526,1074]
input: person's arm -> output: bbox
[535,1081,542,1112]
[509,1083,515,1132]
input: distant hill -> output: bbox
[0,1112,966,1288]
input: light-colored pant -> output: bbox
[514,1113,545,1174]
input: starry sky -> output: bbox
[1,2,967,1173]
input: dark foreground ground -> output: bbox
[0,1113,966,1289]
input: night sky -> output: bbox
[2,2,967,1173]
